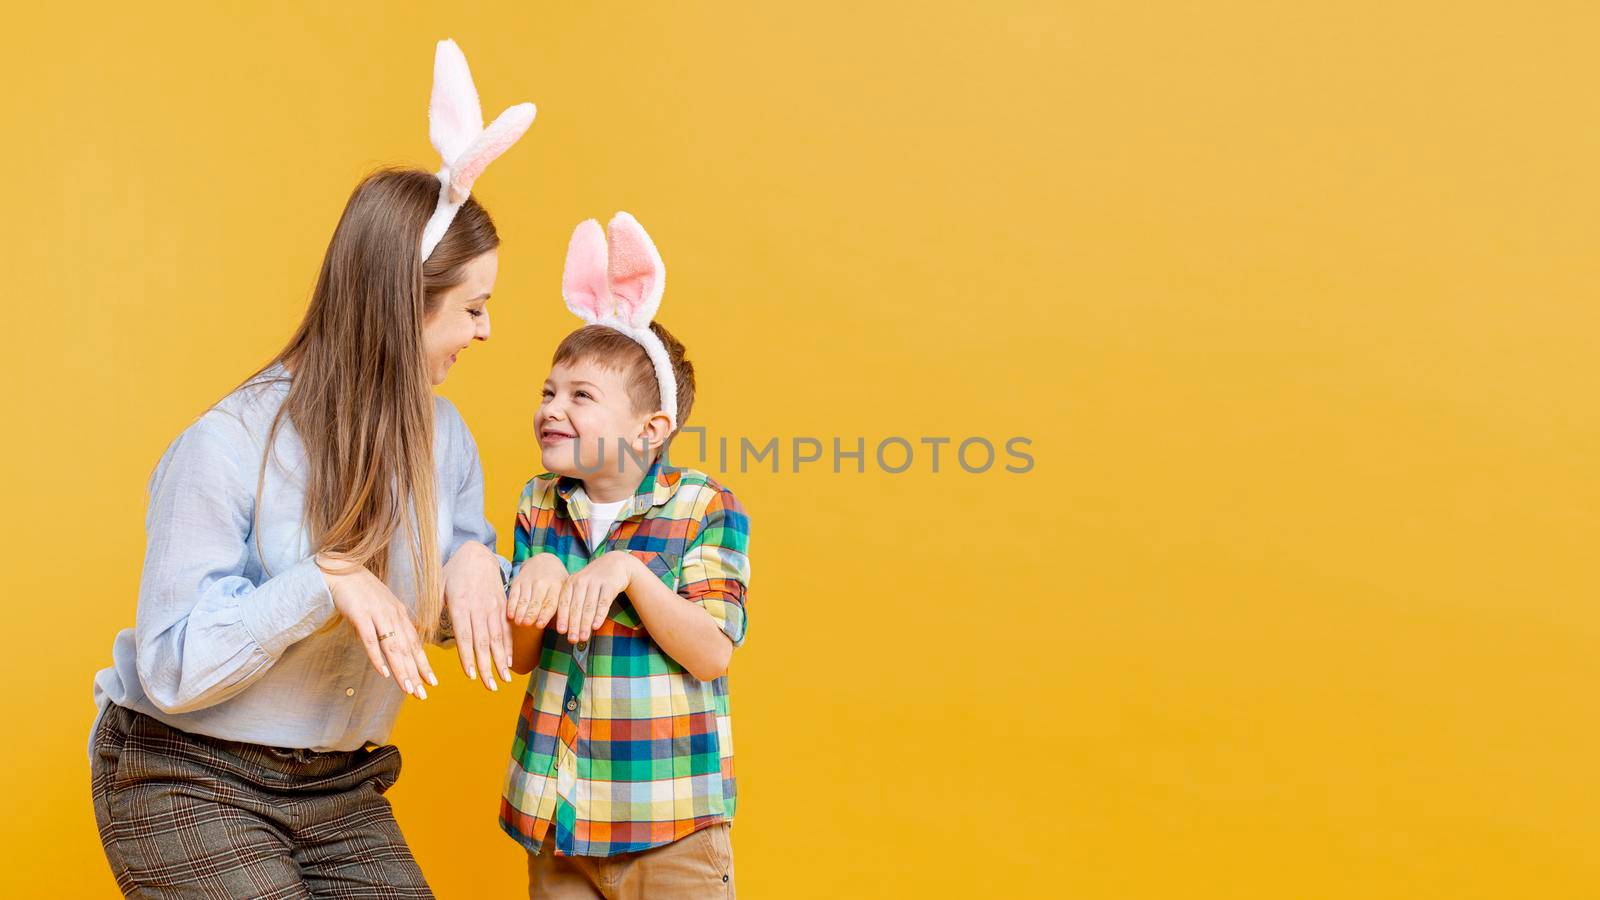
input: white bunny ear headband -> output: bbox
[420,39,536,261]
[561,212,679,431]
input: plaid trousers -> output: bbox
[90,703,433,898]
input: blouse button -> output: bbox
[345,688,355,697]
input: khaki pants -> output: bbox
[528,822,735,899]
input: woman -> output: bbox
[87,166,522,896]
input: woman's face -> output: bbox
[421,249,498,385]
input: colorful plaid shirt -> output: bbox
[499,455,751,857]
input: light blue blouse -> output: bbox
[90,364,510,754]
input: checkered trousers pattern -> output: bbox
[89,702,433,897]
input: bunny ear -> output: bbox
[605,212,665,327]
[562,219,612,322]
[446,102,536,202]
[428,39,484,167]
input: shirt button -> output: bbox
[345,688,355,697]
[566,698,577,711]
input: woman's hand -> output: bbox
[443,540,513,691]
[320,554,435,699]
[508,553,570,628]
[550,551,641,644]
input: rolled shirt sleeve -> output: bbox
[133,417,336,716]
[675,489,751,648]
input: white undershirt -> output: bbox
[577,488,630,552]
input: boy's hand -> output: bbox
[508,553,569,628]
[551,551,642,643]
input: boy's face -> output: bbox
[537,358,652,479]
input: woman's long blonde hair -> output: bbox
[242,168,499,642]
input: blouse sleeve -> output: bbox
[434,404,513,647]
[133,417,337,715]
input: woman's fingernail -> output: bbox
[403,679,414,693]
[427,672,439,686]
[467,666,476,679]
[381,665,391,678]
[488,679,498,692]
[417,685,428,700]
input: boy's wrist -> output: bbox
[608,550,649,592]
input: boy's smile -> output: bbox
[537,424,576,446]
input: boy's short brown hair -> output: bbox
[551,322,696,450]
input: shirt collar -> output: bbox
[554,453,678,519]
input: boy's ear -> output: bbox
[639,410,675,454]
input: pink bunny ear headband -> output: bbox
[561,212,679,430]
[420,39,536,261]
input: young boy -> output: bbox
[499,315,750,898]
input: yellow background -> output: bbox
[3,1,1597,896]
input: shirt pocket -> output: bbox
[638,550,683,591]
[608,548,684,631]
[617,519,692,591]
